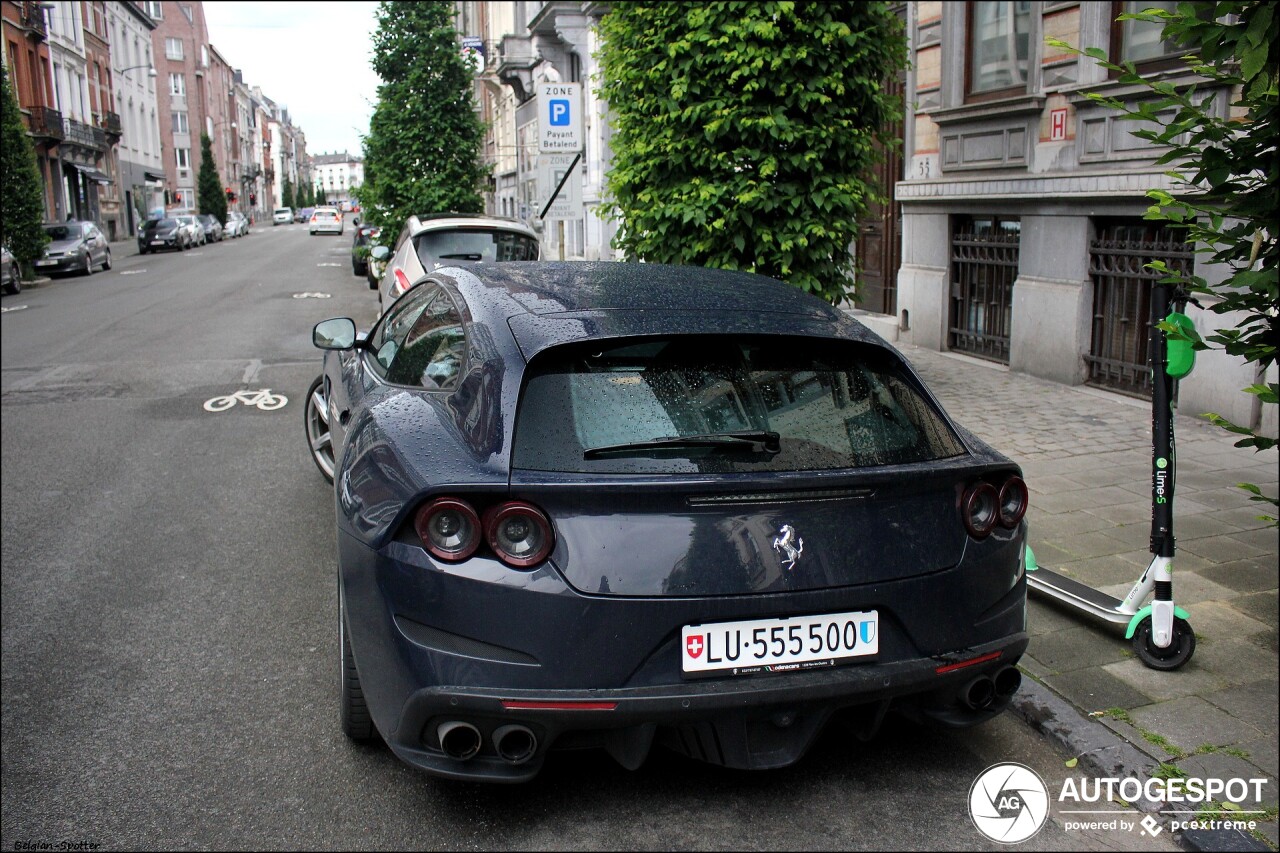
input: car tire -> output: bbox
[305,375,336,484]
[340,596,375,742]
[83,254,94,276]
[103,249,112,271]
[3,275,20,296]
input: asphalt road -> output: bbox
[0,224,1174,851]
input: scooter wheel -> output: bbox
[1132,615,1195,670]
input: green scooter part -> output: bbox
[1164,312,1196,379]
[1124,604,1192,640]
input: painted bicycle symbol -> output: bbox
[203,388,288,412]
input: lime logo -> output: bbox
[969,762,1050,843]
[1156,458,1168,469]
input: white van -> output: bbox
[273,207,293,226]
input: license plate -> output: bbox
[36,259,55,266]
[152,240,166,245]
[682,610,878,677]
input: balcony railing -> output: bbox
[63,117,107,152]
[101,112,122,138]
[22,1,48,40]
[29,106,64,141]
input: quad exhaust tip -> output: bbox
[993,665,1022,699]
[493,724,538,765]
[962,666,1022,710]
[437,721,482,761]
[963,676,995,710]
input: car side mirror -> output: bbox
[313,317,358,350]
[370,246,391,261]
[353,217,360,226]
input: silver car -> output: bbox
[34,221,112,277]
[2,245,19,295]
[174,214,205,246]
[225,212,249,237]
[374,214,540,309]
[309,206,344,236]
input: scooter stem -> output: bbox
[1149,281,1177,647]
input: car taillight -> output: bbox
[962,482,999,539]
[484,502,554,568]
[311,215,317,222]
[414,497,481,561]
[998,476,1028,529]
[393,268,411,296]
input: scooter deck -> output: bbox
[1027,566,1131,624]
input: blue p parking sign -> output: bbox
[539,82,581,153]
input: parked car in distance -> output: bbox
[307,262,1030,783]
[295,207,314,224]
[173,214,205,246]
[35,221,111,276]
[1,245,19,294]
[225,211,249,238]
[273,207,293,226]
[196,214,224,243]
[375,214,540,309]
[137,217,191,253]
[309,206,344,236]
[351,224,381,276]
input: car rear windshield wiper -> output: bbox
[584,430,781,459]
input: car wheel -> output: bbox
[340,595,375,742]
[305,375,336,484]
[3,275,19,296]
[103,249,112,271]
[83,254,94,276]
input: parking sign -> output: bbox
[539,83,581,153]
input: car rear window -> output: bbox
[414,228,539,266]
[513,336,966,474]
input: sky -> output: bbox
[202,1,382,157]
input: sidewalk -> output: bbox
[895,342,1278,849]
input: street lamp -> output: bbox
[114,64,158,79]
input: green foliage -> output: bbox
[361,0,488,243]
[281,176,294,211]
[197,133,227,224]
[597,1,908,304]
[1052,1,1278,524]
[1,64,50,274]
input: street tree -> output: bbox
[197,133,228,224]
[361,0,487,242]
[281,176,294,211]
[598,1,908,304]
[1049,1,1278,523]
[1,64,49,277]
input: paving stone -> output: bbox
[1129,696,1264,753]
[1235,736,1279,779]
[1179,534,1272,563]
[1173,511,1249,541]
[1228,589,1280,622]
[1202,680,1280,737]
[1227,526,1280,555]
[1184,600,1271,639]
[1028,625,1132,673]
[1196,560,1280,594]
[1042,528,1141,560]
[1185,638,1278,691]
[1174,753,1277,809]
[1026,598,1087,637]
[1102,657,1232,704]
[1043,668,1153,713]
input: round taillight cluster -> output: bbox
[414,497,553,568]
[962,475,1028,538]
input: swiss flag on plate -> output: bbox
[685,634,704,659]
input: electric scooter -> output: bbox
[1026,279,1197,670]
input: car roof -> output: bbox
[430,261,882,360]
[409,213,537,239]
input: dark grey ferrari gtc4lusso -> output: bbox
[307,261,1030,783]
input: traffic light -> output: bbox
[249,192,256,206]
[225,187,237,203]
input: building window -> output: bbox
[165,38,184,60]
[169,73,185,96]
[967,1,1030,98]
[1112,0,1181,68]
[172,111,188,133]
[176,147,190,169]
[145,2,162,20]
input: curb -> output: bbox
[1009,676,1270,851]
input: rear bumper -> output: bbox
[382,634,1027,782]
